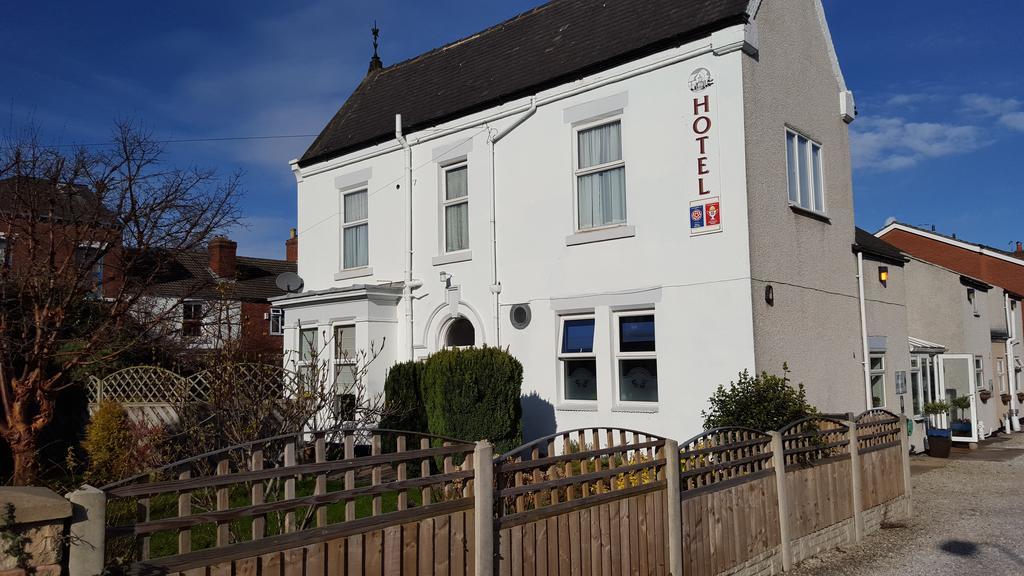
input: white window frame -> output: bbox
[557,315,599,408]
[573,117,627,232]
[613,310,658,409]
[269,308,284,336]
[332,324,357,394]
[869,354,886,408]
[297,325,321,385]
[182,300,203,339]
[909,356,924,418]
[997,356,1007,393]
[341,188,369,270]
[441,161,470,254]
[785,128,826,215]
[974,355,986,391]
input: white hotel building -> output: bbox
[274,0,871,441]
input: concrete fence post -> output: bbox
[66,485,106,576]
[846,420,865,543]
[769,432,792,571]
[473,440,494,576]
[663,439,684,576]
[900,416,913,516]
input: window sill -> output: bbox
[334,266,373,281]
[432,250,473,266]
[611,403,659,414]
[555,402,599,412]
[789,204,831,224]
[565,225,636,247]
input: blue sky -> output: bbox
[2,1,1022,258]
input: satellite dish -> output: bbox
[276,272,304,293]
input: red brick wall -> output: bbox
[239,301,283,359]
[880,229,1024,295]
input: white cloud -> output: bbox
[851,116,986,171]
[961,94,1024,132]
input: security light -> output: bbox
[878,266,889,286]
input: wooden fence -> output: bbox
[78,411,911,576]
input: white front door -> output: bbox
[937,354,979,443]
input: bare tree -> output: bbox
[0,122,241,484]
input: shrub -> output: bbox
[380,360,428,433]
[420,346,523,453]
[702,366,817,431]
[82,401,137,485]
[82,401,165,485]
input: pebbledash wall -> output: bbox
[275,0,864,443]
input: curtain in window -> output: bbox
[343,223,368,269]
[344,191,368,223]
[445,166,468,200]
[445,203,469,252]
[578,167,626,229]
[578,122,622,169]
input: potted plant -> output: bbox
[1002,392,1012,405]
[979,389,992,403]
[949,396,973,436]
[923,400,952,458]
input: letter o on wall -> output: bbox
[510,304,532,330]
[692,116,712,135]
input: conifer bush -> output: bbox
[420,346,523,453]
[82,401,138,485]
[380,360,428,434]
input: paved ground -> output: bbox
[790,433,1024,576]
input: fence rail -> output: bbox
[75,410,913,576]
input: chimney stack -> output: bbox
[208,236,237,279]
[1015,241,1023,256]
[286,228,298,263]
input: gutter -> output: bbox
[487,97,537,347]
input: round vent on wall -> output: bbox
[510,303,532,330]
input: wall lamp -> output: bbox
[878,266,889,286]
[439,271,452,288]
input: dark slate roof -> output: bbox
[299,0,750,167]
[853,227,907,266]
[0,176,116,226]
[144,251,297,302]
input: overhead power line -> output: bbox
[46,133,320,148]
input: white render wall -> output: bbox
[290,33,758,442]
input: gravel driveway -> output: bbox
[790,432,1024,576]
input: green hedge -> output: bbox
[420,347,523,453]
[380,360,428,434]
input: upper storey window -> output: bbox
[575,120,626,230]
[342,190,368,269]
[786,129,825,215]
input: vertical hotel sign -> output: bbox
[688,67,722,236]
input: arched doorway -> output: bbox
[444,316,476,348]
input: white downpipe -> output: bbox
[299,43,718,179]
[488,97,537,347]
[1005,293,1021,431]
[856,253,872,410]
[396,114,415,361]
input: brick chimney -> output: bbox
[208,236,237,279]
[1015,242,1024,258]
[286,228,298,263]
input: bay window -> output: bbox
[575,120,626,230]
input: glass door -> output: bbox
[936,354,979,443]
